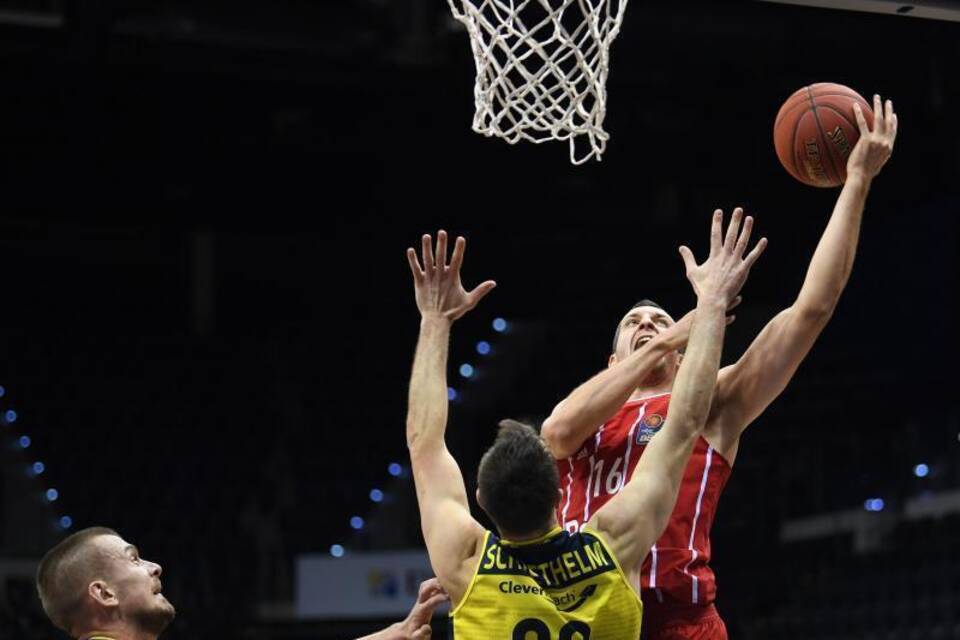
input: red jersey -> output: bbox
[556,393,731,607]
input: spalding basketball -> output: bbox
[773,83,873,187]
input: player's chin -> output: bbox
[156,594,177,618]
[135,597,176,634]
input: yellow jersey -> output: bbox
[450,526,642,639]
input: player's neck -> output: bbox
[630,363,675,400]
[79,625,159,640]
[500,519,559,543]
[630,378,673,401]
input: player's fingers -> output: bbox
[728,295,743,312]
[435,230,448,270]
[743,237,768,269]
[466,280,497,307]
[678,246,697,274]
[889,110,898,145]
[411,624,432,639]
[872,94,884,133]
[853,103,869,137]
[407,248,424,281]
[418,578,444,601]
[417,579,432,600]
[709,209,723,255]
[422,234,434,273]
[420,592,449,611]
[725,314,736,326]
[734,215,753,258]
[448,236,466,276]
[724,207,743,252]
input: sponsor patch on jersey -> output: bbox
[556,583,598,612]
[635,414,664,445]
[496,580,596,611]
[575,446,589,460]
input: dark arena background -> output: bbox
[0,0,958,638]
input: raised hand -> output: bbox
[660,297,743,351]
[398,578,449,639]
[678,208,767,307]
[848,94,897,181]
[407,231,496,322]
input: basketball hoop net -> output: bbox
[447,0,629,164]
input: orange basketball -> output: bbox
[773,83,873,187]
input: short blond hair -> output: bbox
[36,526,118,633]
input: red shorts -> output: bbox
[641,601,728,640]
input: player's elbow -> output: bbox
[672,415,708,442]
[405,420,438,456]
[406,434,443,463]
[540,417,580,460]
[793,300,836,326]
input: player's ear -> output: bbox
[475,489,485,511]
[89,580,119,608]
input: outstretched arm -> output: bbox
[405,231,495,602]
[590,210,766,571]
[541,315,692,459]
[709,95,898,458]
[357,578,448,640]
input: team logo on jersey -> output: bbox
[575,446,589,460]
[635,414,664,444]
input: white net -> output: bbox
[447,0,629,164]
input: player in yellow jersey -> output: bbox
[404,216,765,638]
[36,526,446,639]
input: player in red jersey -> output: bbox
[541,95,898,639]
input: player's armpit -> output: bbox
[585,424,697,572]
[708,304,829,455]
[409,444,485,604]
[587,470,679,574]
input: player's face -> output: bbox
[95,535,176,634]
[613,306,675,361]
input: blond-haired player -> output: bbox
[36,526,445,640]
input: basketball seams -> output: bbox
[818,104,862,179]
[805,86,841,185]
[789,111,806,183]
[817,102,869,131]
[775,84,871,187]
[775,93,863,129]
[807,93,871,101]
[819,104,860,134]
[774,94,809,129]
